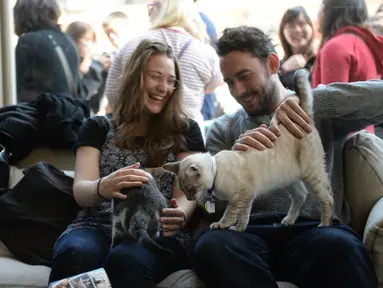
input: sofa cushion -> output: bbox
[364,197,383,287]
[0,241,50,287]
[343,131,383,235]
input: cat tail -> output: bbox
[129,211,174,257]
[294,69,314,118]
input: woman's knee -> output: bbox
[53,229,109,265]
[104,241,153,273]
[50,229,110,281]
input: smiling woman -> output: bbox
[113,39,188,162]
[48,38,206,288]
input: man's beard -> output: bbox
[245,81,275,117]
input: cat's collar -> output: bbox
[204,155,217,214]
[208,155,217,195]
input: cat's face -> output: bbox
[163,160,207,206]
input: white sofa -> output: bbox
[1,130,383,288]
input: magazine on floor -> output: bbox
[49,268,112,288]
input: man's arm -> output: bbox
[313,80,383,134]
[206,117,232,155]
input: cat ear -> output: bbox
[162,162,180,174]
[187,164,201,177]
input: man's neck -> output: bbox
[268,78,290,114]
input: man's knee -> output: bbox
[312,227,368,259]
[194,230,234,261]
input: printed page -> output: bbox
[49,268,112,288]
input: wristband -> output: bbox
[96,177,105,199]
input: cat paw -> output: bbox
[318,215,333,227]
[210,221,231,230]
[318,219,332,227]
[234,224,247,232]
[281,216,296,226]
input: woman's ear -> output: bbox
[267,53,280,75]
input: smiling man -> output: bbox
[192,26,382,288]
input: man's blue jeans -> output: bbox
[193,213,377,288]
[49,228,186,288]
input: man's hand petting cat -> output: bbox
[160,198,186,237]
[232,124,278,151]
[98,162,150,200]
[269,95,312,138]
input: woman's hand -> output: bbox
[281,54,307,73]
[98,162,150,200]
[269,96,312,139]
[160,198,186,237]
[232,124,278,151]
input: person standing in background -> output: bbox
[370,3,383,37]
[14,0,80,103]
[102,11,130,51]
[194,0,219,121]
[278,6,316,90]
[66,21,109,115]
[312,0,383,135]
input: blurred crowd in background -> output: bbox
[11,0,383,123]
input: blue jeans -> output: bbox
[193,213,377,288]
[49,228,187,288]
[201,93,215,121]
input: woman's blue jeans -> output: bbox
[49,228,187,288]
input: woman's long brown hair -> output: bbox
[112,39,189,166]
[319,0,368,48]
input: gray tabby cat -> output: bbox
[111,169,173,255]
[163,69,334,232]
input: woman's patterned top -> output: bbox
[58,115,205,247]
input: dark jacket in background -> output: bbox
[15,26,80,103]
[79,59,108,114]
[0,93,89,164]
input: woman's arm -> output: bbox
[72,146,104,208]
[73,146,151,208]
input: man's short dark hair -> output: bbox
[216,26,276,60]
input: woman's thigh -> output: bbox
[49,228,111,282]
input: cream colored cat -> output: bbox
[163,69,334,232]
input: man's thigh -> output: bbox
[281,224,377,288]
[193,228,278,288]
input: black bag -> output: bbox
[0,162,81,265]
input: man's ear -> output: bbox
[267,52,280,75]
[186,164,201,178]
[162,162,180,174]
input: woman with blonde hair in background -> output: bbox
[105,0,221,138]
[49,39,205,288]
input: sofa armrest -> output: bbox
[14,146,75,171]
[363,197,383,287]
[344,131,383,235]
[8,146,75,189]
